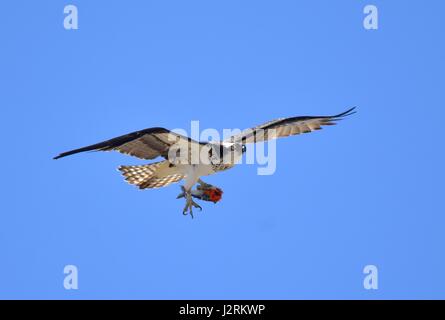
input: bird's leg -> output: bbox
[198,179,212,188]
[183,191,194,219]
[179,186,202,218]
[187,191,202,212]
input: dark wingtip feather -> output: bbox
[333,107,357,119]
[53,152,70,160]
[52,127,171,160]
[53,146,101,160]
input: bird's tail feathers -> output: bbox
[118,161,183,189]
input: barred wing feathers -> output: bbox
[226,107,356,144]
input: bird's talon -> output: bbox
[190,199,202,211]
[198,179,212,188]
[181,188,199,218]
[177,186,186,199]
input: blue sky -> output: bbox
[1,1,444,299]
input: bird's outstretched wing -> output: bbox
[54,127,203,160]
[225,107,356,144]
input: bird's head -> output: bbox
[227,143,245,163]
[231,144,247,154]
[209,143,245,165]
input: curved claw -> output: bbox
[183,200,195,218]
[177,186,186,199]
[183,207,194,219]
[191,200,202,211]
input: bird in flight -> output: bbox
[54,107,355,217]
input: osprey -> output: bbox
[54,108,355,217]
